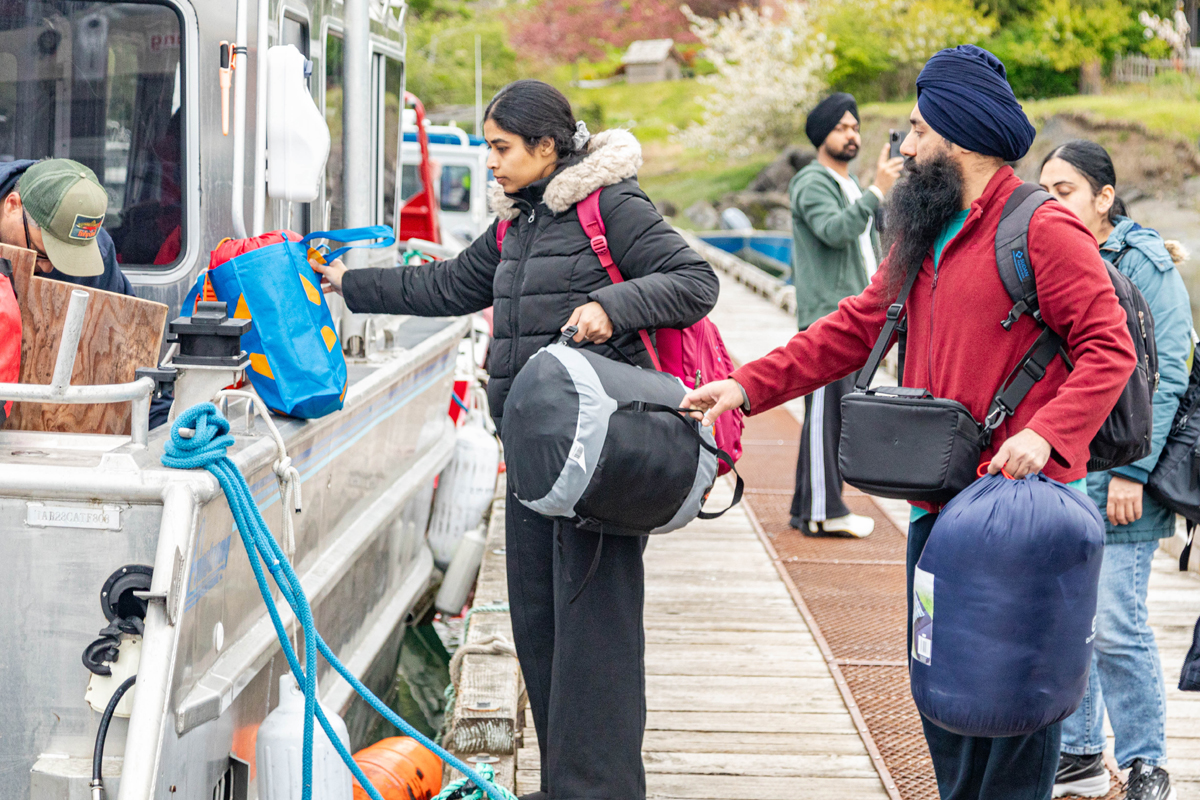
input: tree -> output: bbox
[509,0,748,64]
[405,13,521,107]
[674,3,834,157]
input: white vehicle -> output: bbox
[401,114,493,245]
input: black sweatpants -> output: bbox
[505,485,647,800]
[791,372,856,527]
[907,513,1062,800]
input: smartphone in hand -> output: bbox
[888,129,903,160]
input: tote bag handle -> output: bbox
[301,225,396,262]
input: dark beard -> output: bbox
[883,149,964,294]
[829,142,858,162]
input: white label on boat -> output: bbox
[26,502,122,531]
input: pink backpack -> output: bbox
[498,188,744,474]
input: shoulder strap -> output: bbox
[577,188,662,371]
[180,269,208,317]
[995,183,1053,330]
[855,266,921,391]
[496,219,511,252]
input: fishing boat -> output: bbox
[0,2,470,797]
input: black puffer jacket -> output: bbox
[342,129,719,431]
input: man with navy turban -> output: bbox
[685,44,1137,800]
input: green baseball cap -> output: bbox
[17,159,108,277]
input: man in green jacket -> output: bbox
[789,92,902,537]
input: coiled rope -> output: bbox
[163,402,517,800]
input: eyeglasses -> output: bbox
[21,209,53,271]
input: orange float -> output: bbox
[352,737,444,800]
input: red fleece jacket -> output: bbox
[732,167,1136,502]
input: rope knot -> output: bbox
[162,403,237,470]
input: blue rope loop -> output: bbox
[162,403,516,800]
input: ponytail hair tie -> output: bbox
[572,120,591,152]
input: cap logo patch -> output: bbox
[69,214,103,241]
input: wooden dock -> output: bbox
[453,262,1200,799]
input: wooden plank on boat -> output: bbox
[3,246,167,435]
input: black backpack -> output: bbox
[1146,339,1199,571]
[993,183,1157,473]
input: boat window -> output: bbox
[324,30,343,230]
[0,2,185,268]
[379,55,402,230]
[440,165,471,213]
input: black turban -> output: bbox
[806,93,858,149]
[916,45,1036,162]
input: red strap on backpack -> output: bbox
[494,190,662,370]
[576,190,661,370]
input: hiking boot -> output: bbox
[807,513,874,538]
[1052,752,1109,797]
[1125,759,1176,800]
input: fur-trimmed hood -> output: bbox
[488,128,643,220]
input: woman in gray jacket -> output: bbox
[317,80,718,800]
[1040,140,1191,800]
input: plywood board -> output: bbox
[2,246,167,435]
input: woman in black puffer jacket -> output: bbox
[317,80,718,800]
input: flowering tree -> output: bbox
[510,0,748,64]
[1141,0,1192,62]
[674,3,834,157]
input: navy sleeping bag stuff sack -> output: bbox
[910,472,1105,737]
[502,341,742,535]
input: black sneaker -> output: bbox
[1052,752,1109,798]
[1125,759,1176,800]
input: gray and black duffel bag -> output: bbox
[502,329,743,537]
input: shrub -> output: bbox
[816,0,995,100]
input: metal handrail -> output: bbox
[0,289,154,447]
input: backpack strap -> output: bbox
[496,219,511,252]
[576,188,662,371]
[995,183,1054,330]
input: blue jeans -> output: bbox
[1061,540,1168,770]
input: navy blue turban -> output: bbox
[806,93,858,149]
[916,45,1036,162]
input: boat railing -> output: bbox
[0,289,154,447]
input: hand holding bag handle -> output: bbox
[300,225,397,263]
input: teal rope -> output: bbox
[163,404,517,800]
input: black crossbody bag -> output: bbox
[837,188,1071,504]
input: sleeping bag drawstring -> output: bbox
[570,534,604,605]
[163,402,517,800]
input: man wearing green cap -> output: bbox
[0,158,170,426]
[0,159,134,294]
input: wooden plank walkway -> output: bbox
[515,478,891,799]
[705,266,1200,799]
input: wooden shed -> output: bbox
[621,39,683,84]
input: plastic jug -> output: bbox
[256,673,353,800]
[266,45,330,203]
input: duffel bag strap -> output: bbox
[983,326,1063,437]
[1183,521,1195,572]
[622,400,745,520]
[856,265,921,392]
[300,225,397,262]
